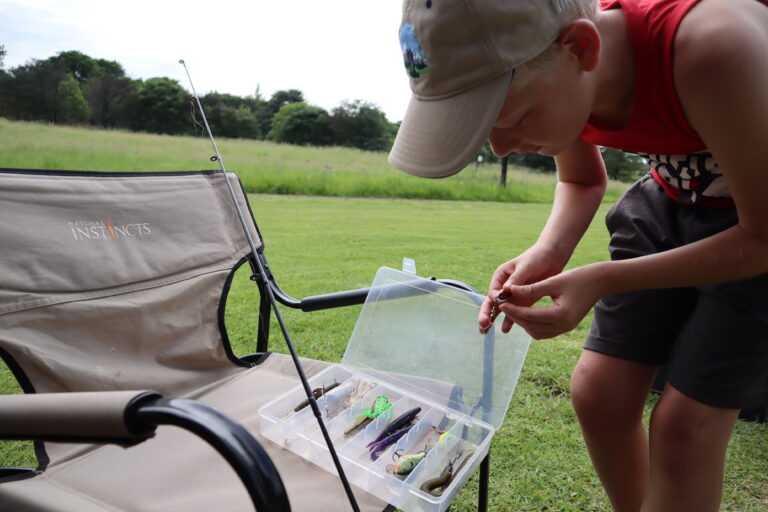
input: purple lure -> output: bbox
[366,407,421,449]
[369,425,413,460]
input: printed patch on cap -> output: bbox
[399,22,430,78]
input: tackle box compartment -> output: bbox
[259,266,531,512]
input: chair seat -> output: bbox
[0,354,389,512]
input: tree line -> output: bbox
[477,141,647,183]
[0,46,645,181]
[0,47,397,151]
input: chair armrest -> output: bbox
[0,393,291,511]
[298,287,371,311]
[132,397,291,512]
[257,250,479,311]
[295,278,480,312]
[0,390,159,446]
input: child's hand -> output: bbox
[478,245,567,333]
[496,265,604,339]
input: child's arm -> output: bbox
[478,139,606,333]
[496,0,768,339]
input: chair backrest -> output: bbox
[0,169,262,397]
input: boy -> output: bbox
[388,1,768,511]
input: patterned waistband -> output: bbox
[638,151,734,207]
[650,169,735,207]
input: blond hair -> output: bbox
[512,0,599,89]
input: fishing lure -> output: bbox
[368,425,413,460]
[435,430,453,447]
[319,380,370,419]
[420,464,454,496]
[481,290,511,334]
[341,380,376,410]
[344,395,392,435]
[419,451,473,497]
[293,381,340,412]
[366,407,421,449]
[391,450,426,475]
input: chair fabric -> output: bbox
[0,169,388,511]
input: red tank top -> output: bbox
[580,0,704,154]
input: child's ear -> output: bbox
[559,19,600,72]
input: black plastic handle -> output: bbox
[132,398,290,512]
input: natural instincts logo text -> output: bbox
[68,219,151,241]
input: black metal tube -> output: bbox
[256,252,301,309]
[133,397,290,512]
[255,277,272,353]
[279,278,478,313]
[299,287,371,311]
[479,453,490,512]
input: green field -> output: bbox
[0,118,631,203]
[0,120,765,511]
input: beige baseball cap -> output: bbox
[389,0,576,178]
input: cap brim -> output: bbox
[389,70,513,178]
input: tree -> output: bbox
[507,152,557,172]
[267,89,304,114]
[222,105,260,139]
[50,51,96,82]
[83,60,135,127]
[131,77,188,134]
[0,50,139,128]
[329,100,394,151]
[57,74,89,123]
[0,58,63,121]
[92,58,125,78]
[0,46,11,113]
[200,92,263,139]
[600,147,647,182]
[268,102,332,146]
[260,89,304,135]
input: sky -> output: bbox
[0,0,412,123]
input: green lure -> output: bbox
[344,395,392,435]
[393,452,426,475]
[364,395,392,419]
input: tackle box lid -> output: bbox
[341,266,531,430]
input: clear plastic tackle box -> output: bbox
[259,267,531,512]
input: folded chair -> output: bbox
[0,167,401,511]
[0,168,497,511]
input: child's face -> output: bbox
[488,53,593,157]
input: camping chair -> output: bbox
[0,168,493,511]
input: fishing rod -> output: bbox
[179,59,361,512]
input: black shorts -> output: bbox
[585,174,768,409]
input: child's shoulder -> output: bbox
[671,0,768,165]
[675,0,768,75]
[675,0,768,65]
